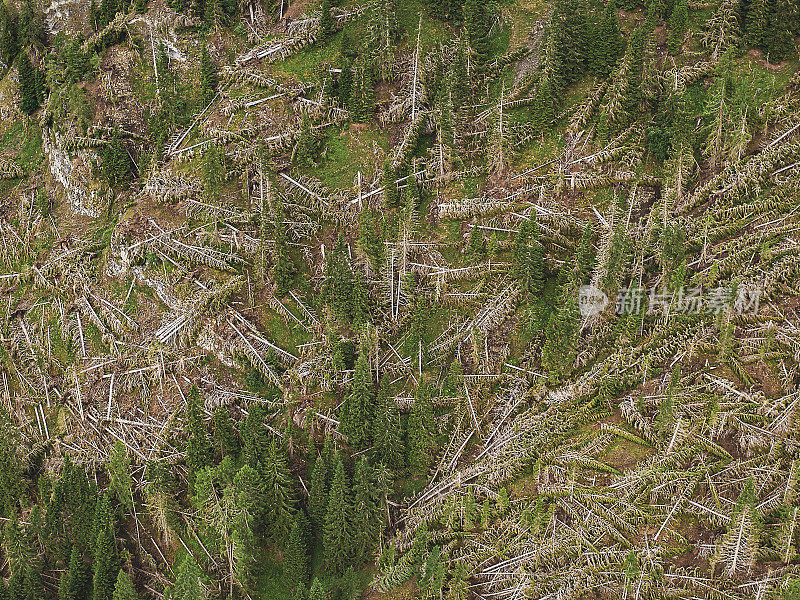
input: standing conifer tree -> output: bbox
[372,374,403,468]
[323,457,352,574]
[308,453,328,533]
[667,0,688,55]
[199,42,217,106]
[407,382,435,471]
[340,351,374,450]
[284,511,310,590]
[185,385,212,483]
[112,571,139,600]
[17,51,39,115]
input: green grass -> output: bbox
[310,125,389,189]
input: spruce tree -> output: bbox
[0,4,19,67]
[294,114,318,167]
[272,198,295,296]
[108,440,134,514]
[112,571,138,600]
[284,511,310,590]
[17,51,39,116]
[512,219,532,280]
[373,374,403,469]
[407,382,435,471]
[199,42,217,106]
[262,438,295,545]
[185,385,212,483]
[352,458,383,564]
[323,457,352,574]
[102,126,130,188]
[463,0,490,68]
[667,0,688,55]
[467,225,485,257]
[212,407,240,460]
[308,578,325,600]
[308,454,328,532]
[382,159,399,209]
[92,524,118,600]
[320,0,335,37]
[596,0,625,75]
[59,545,90,600]
[170,554,204,600]
[340,350,373,450]
[526,218,545,295]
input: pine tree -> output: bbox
[112,571,138,600]
[323,457,353,574]
[284,511,310,589]
[185,385,212,483]
[340,350,374,450]
[199,42,217,106]
[667,0,688,55]
[373,374,403,469]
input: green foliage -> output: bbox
[294,114,319,168]
[112,571,139,600]
[212,407,240,460]
[17,51,41,115]
[373,374,404,469]
[667,0,688,55]
[168,554,205,600]
[200,42,217,105]
[308,450,328,531]
[201,143,226,203]
[185,385,212,483]
[108,440,134,514]
[323,456,353,574]
[407,382,435,471]
[284,511,310,590]
[321,0,335,37]
[340,350,374,450]
[101,126,131,188]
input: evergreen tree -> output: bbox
[551,0,590,85]
[59,546,90,600]
[351,458,383,564]
[112,571,139,600]
[170,554,204,600]
[323,457,353,574]
[308,578,325,600]
[17,51,39,116]
[201,143,225,203]
[284,511,310,590]
[320,0,335,36]
[102,126,131,188]
[199,42,217,106]
[667,0,688,55]
[0,5,19,67]
[338,60,353,107]
[542,296,579,383]
[464,0,490,68]
[308,453,328,532]
[108,440,134,514]
[382,159,399,209]
[512,219,532,280]
[467,225,485,257]
[92,516,118,600]
[212,407,240,460]
[340,350,374,450]
[259,438,295,545]
[294,113,318,167]
[407,382,435,471]
[526,218,545,295]
[272,198,296,296]
[185,385,212,483]
[595,0,625,75]
[373,374,403,468]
